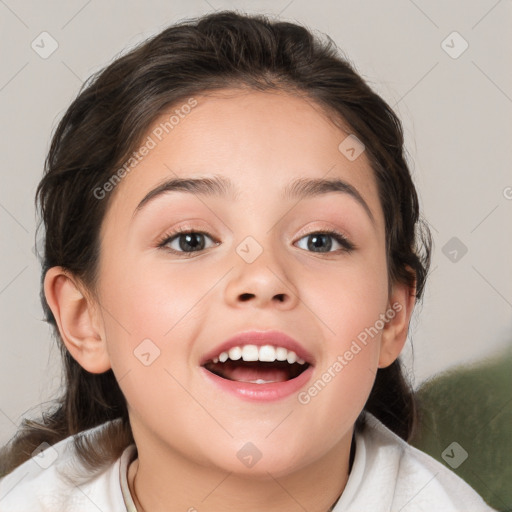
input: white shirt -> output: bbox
[0,414,496,511]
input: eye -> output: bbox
[295,229,355,253]
[157,228,218,255]
[156,227,354,256]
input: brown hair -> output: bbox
[0,10,431,478]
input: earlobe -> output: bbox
[44,266,111,374]
[378,277,417,369]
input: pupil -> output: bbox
[180,233,204,252]
[309,234,331,252]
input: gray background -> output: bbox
[1,0,511,445]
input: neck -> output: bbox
[127,430,354,512]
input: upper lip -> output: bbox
[200,330,315,366]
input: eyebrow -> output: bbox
[132,174,375,224]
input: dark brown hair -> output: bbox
[0,10,431,478]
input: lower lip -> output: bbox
[200,365,314,402]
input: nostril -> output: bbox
[237,293,287,302]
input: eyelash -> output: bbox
[156,226,355,256]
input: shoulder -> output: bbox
[335,413,496,512]
[0,420,132,512]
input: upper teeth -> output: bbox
[212,345,306,365]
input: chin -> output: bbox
[202,438,317,480]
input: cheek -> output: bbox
[99,256,218,385]
[296,248,387,408]
[300,247,388,346]
[102,253,207,335]
[97,261,205,436]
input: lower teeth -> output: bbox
[247,379,276,384]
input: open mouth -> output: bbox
[202,345,311,384]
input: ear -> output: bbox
[378,274,417,369]
[44,266,111,374]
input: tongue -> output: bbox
[210,361,292,383]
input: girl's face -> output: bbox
[81,89,410,477]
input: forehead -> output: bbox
[101,88,383,234]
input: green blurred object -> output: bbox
[410,346,512,512]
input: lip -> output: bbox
[199,329,315,402]
[199,329,315,366]
[200,364,314,402]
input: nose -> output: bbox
[224,242,300,310]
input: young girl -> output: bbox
[0,10,496,512]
